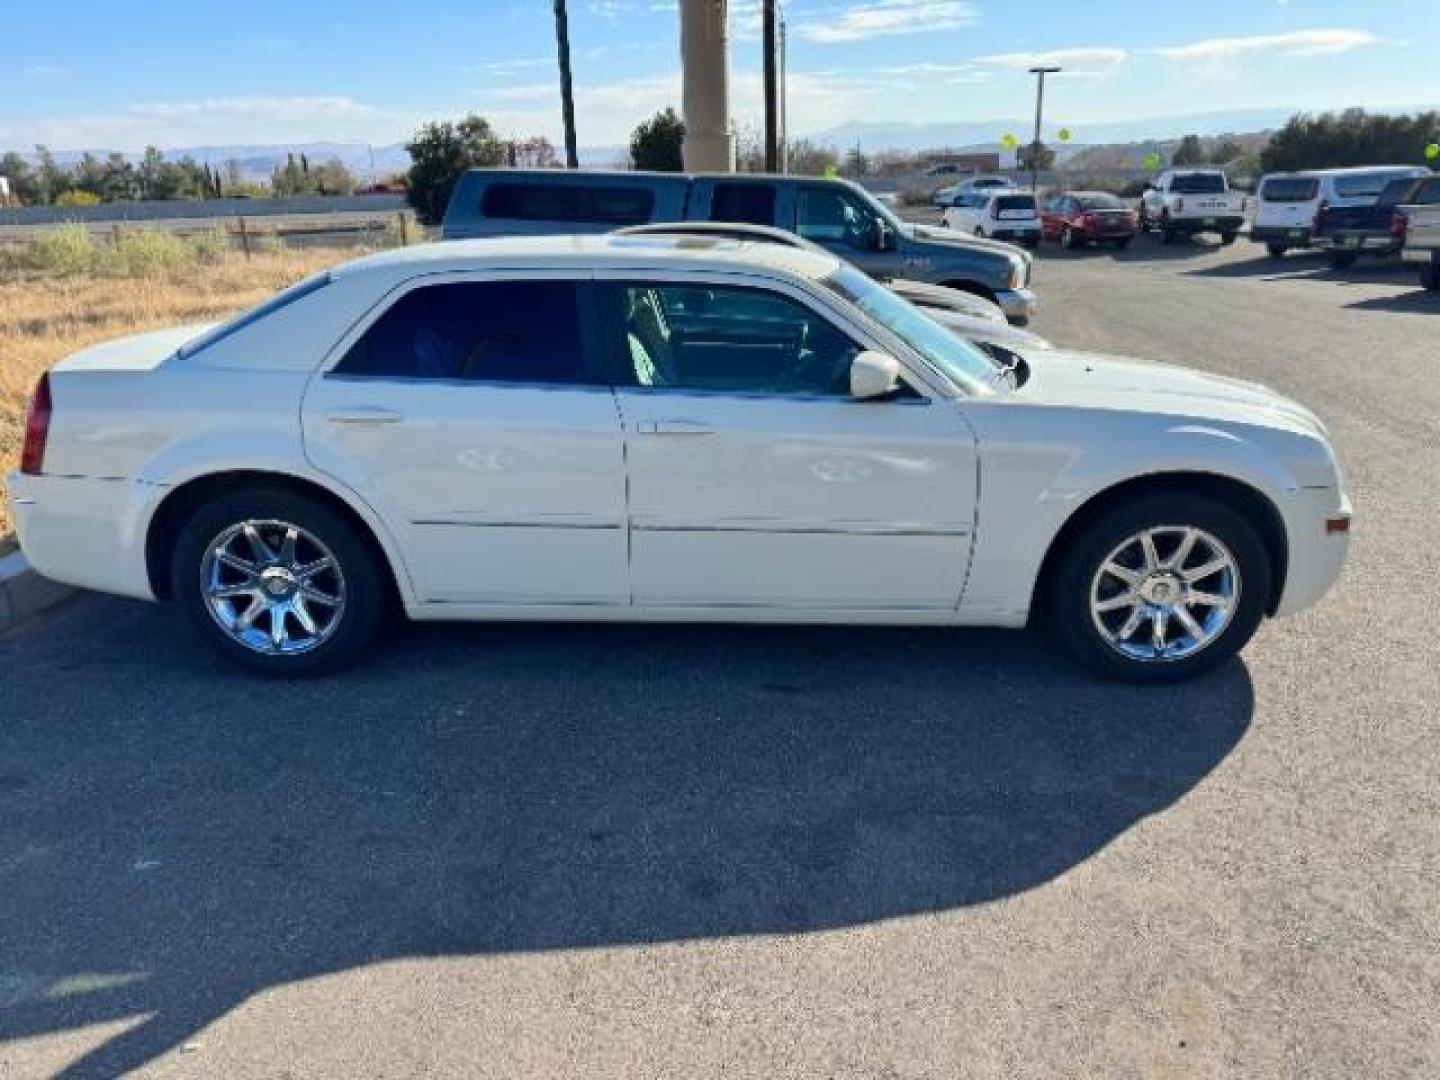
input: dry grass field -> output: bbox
[0,238,362,551]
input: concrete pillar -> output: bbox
[680,0,734,172]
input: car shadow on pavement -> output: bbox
[1037,236,1233,263]
[0,597,1254,1077]
[1182,253,1417,283]
[1345,290,1440,313]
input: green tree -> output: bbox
[1017,141,1056,171]
[1171,134,1206,166]
[34,146,72,204]
[0,152,40,204]
[1261,109,1440,172]
[629,107,686,172]
[405,114,508,225]
[843,145,870,177]
[1209,138,1244,165]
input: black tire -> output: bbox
[1160,227,1177,245]
[1421,258,1440,292]
[1061,226,1078,249]
[1328,250,1359,270]
[1220,231,1238,246]
[975,227,986,238]
[1265,243,1287,259]
[1114,236,1133,250]
[172,487,387,676]
[1023,236,1040,251]
[1048,494,1272,683]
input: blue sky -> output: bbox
[5,0,1437,150]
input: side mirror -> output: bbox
[873,218,895,251]
[850,350,903,400]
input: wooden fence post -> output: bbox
[237,216,251,259]
[398,211,409,246]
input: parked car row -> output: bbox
[1251,166,1440,286]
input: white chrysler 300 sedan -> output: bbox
[8,235,1351,681]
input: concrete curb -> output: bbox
[0,551,75,632]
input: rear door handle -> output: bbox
[326,406,404,426]
[637,419,715,436]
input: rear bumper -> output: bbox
[989,225,1040,243]
[1250,226,1314,247]
[1315,233,1401,254]
[1168,215,1245,234]
[995,288,1037,325]
[1274,487,1352,618]
[1401,247,1438,264]
[6,470,161,601]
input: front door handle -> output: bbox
[325,406,404,426]
[637,419,715,436]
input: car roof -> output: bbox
[332,233,844,282]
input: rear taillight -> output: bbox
[1391,211,1408,238]
[20,373,52,475]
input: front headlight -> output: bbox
[1009,259,1027,290]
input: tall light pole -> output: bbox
[762,0,778,171]
[778,14,788,172]
[1027,65,1061,194]
[680,0,734,171]
[553,0,579,168]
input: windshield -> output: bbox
[1171,173,1227,194]
[994,195,1037,213]
[824,265,1000,394]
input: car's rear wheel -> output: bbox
[1050,495,1271,683]
[1421,258,1440,292]
[173,488,386,675]
[1328,250,1359,270]
[1220,231,1238,245]
[1114,236,1132,250]
[1266,242,1287,259]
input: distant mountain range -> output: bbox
[20,104,1438,179]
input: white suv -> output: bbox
[942,191,1041,249]
[1251,166,1431,258]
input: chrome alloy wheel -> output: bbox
[200,520,346,655]
[1089,525,1241,663]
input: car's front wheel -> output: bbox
[1050,495,1271,683]
[1265,242,1288,259]
[1421,258,1440,291]
[173,488,387,675]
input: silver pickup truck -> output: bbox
[1398,175,1440,290]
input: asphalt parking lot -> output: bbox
[2,237,1437,1079]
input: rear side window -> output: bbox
[1171,173,1227,194]
[1410,178,1440,204]
[178,272,330,359]
[709,183,777,226]
[1076,194,1124,210]
[1261,176,1319,202]
[1333,171,1422,199]
[335,280,593,384]
[481,182,654,225]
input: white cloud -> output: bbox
[24,63,66,78]
[1153,28,1381,62]
[975,46,1129,78]
[125,96,380,120]
[799,1,979,44]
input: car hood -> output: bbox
[53,322,219,373]
[907,222,1030,261]
[888,278,1007,322]
[1013,348,1327,437]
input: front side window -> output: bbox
[604,282,861,396]
[709,183,778,226]
[796,188,877,251]
[1332,171,1425,199]
[335,280,592,384]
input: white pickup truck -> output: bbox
[1398,176,1440,290]
[1139,169,1248,245]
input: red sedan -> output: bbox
[1041,191,1139,249]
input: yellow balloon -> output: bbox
[1001,133,1020,149]
[1058,128,1073,142]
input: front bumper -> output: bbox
[6,470,161,601]
[995,287,1037,325]
[1274,486,1352,618]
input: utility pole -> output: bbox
[778,13,788,172]
[554,0,579,168]
[1027,65,1061,195]
[762,0,778,171]
[680,0,734,171]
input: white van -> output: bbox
[942,190,1041,249]
[1253,166,1432,258]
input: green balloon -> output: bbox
[1426,143,1440,161]
[1058,127,1073,142]
[1143,151,1162,170]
